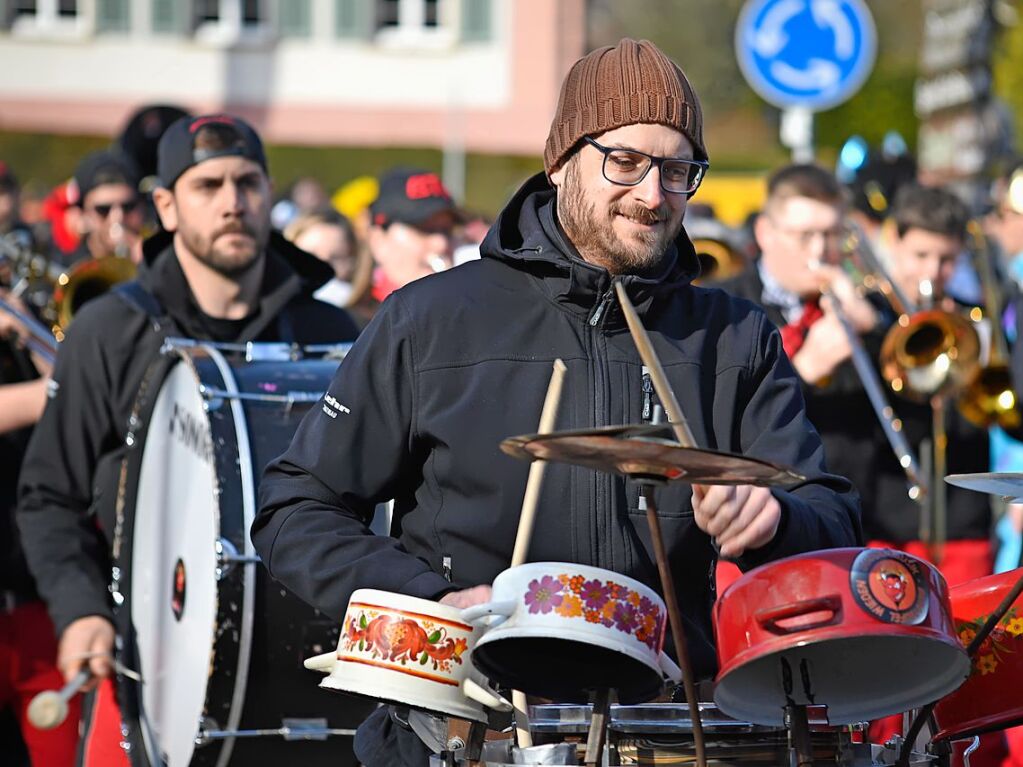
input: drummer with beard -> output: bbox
[254,39,861,766]
[16,114,358,765]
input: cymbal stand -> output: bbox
[615,280,706,767]
[584,688,612,767]
[639,480,707,767]
[785,703,815,767]
[928,395,948,566]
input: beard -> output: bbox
[179,217,269,277]
[556,157,682,275]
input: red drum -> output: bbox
[713,548,969,726]
[932,567,1023,741]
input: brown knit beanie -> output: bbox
[543,38,707,175]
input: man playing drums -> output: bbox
[16,114,358,764]
[254,39,861,765]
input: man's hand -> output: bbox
[815,265,877,333]
[438,585,492,609]
[791,309,852,384]
[58,616,115,688]
[692,484,781,559]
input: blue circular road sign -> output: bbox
[736,0,877,111]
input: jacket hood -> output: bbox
[140,229,335,295]
[479,172,702,319]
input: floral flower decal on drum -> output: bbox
[522,573,664,650]
[957,607,1023,676]
[341,606,469,676]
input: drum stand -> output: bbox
[785,703,814,767]
[584,688,613,767]
[637,479,707,767]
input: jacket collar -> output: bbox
[480,172,701,324]
[137,229,330,341]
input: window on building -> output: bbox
[6,0,84,33]
[278,0,311,37]
[372,0,453,45]
[460,0,490,42]
[192,0,270,44]
[96,0,130,32]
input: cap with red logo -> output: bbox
[370,168,457,228]
[157,113,267,190]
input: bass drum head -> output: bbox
[129,360,219,766]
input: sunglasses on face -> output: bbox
[89,199,141,218]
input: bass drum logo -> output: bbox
[850,549,929,625]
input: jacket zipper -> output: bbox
[588,285,613,568]
[588,287,615,326]
[642,366,653,422]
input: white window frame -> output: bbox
[193,0,273,47]
[374,0,455,49]
[10,0,92,38]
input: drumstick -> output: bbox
[510,358,568,750]
[510,358,568,566]
[613,282,696,448]
[27,669,91,730]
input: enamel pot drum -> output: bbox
[713,548,969,725]
[461,562,680,703]
[304,589,510,723]
[932,567,1023,741]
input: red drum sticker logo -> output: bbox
[850,549,929,625]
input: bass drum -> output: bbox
[113,341,373,767]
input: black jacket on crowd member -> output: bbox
[718,263,995,544]
[254,172,862,681]
[16,230,359,637]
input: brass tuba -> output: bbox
[955,221,1019,429]
[49,255,137,340]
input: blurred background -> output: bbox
[0,0,1021,223]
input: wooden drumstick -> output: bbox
[510,358,568,750]
[613,282,696,448]
[614,281,707,767]
[27,669,91,730]
[511,358,568,566]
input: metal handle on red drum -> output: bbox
[755,595,842,634]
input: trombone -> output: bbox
[813,255,927,502]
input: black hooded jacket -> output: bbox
[253,173,862,681]
[17,231,359,635]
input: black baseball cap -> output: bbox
[157,114,267,190]
[370,168,457,228]
[69,150,141,206]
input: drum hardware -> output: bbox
[160,337,352,363]
[197,384,325,406]
[194,717,357,745]
[898,568,1023,766]
[214,537,262,580]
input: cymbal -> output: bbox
[945,472,1023,503]
[501,424,805,486]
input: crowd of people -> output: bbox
[0,37,1022,767]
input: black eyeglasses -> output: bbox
[90,199,140,218]
[583,136,708,195]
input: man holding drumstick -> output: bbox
[254,38,861,765]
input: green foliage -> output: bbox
[992,4,1023,152]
